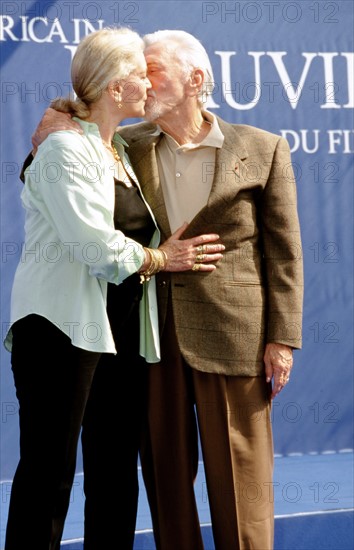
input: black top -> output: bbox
[113,179,155,248]
[106,178,155,342]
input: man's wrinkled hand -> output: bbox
[31,107,83,152]
[264,343,293,399]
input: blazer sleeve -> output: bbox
[261,137,304,348]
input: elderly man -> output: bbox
[117,30,303,550]
[31,29,303,550]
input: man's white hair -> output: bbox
[143,29,215,105]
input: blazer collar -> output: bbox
[209,117,249,207]
[124,118,249,238]
[184,117,249,237]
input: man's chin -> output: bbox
[144,111,159,123]
[143,114,156,122]
[144,100,162,122]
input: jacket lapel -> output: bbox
[182,118,249,237]
[208,117,249,207]
[121,118,249,239]
[125,129,172,238]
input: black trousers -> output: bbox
[5,314,100,550]
[81,285,148,550]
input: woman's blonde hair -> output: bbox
[51,27,144,118]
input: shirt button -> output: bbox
[176,172,181,178]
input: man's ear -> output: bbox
[186,68,204,98]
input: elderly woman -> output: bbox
[4,27,224,550]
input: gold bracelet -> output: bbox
[139,247,168,283]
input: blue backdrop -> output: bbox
[1,0,353,481]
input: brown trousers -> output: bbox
[141,302,274,550]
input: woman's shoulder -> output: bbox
[37,124,100,160]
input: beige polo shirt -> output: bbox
[156,111,224,233]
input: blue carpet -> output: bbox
[1,452,353,549]
[61,510,354,550]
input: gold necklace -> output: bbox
[102,141,119,162]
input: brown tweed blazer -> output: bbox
[120,117,304,376]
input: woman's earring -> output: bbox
[115,92,122,109]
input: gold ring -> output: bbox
[192,263,201,271]
[196,245,204,253]
[195,254,205,262]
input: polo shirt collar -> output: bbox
[154,110,224,151]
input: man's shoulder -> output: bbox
[234,123,279,140]
[217,116,281,145]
